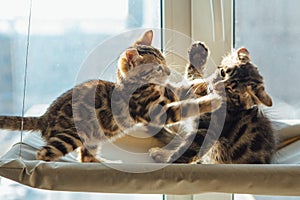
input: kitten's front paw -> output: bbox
[149,147,173,163]
[197,93,223,114]
[188,41,209,68]
[190,156,202,164]
[191,81,208,97]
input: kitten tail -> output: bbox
[0,116,42,131]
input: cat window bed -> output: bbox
[1,121,300,196]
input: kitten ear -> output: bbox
[237,47,251,63]
[133,30,153,46]
[256,88,273,107]
[118,48,140,77]
[125,48,140,63]
[249,85,273,107]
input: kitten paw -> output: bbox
[149,147,173,163]
[77,147,101,162]
[81,155,101,163]
[191,81,208,96]
[190,156,202,164]
[197,93,223,114]
[36,147,61,161]
[188,41,209,68]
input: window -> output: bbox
[0,0,161,155]
[233,0,300,199]
[235,0,300,122]
[167,0,300,199]
[0,0,162,199]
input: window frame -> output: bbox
[162,0,233,199]
[162,0,233,71]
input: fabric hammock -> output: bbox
[1,121,300,195]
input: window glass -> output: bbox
[0,0,160,153]
[0,0,162,199]
[235,0,300,121]
[235,1,300,199]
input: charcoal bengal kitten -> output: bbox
[150,45,276,164]
[0,31,221,162]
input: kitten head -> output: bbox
[215,47,272,110]
[117,30,170,84]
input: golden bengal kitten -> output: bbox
[150,44,276,164]
[0,31,221,162]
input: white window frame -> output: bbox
[163,0,233,199]
[163,0,233,74]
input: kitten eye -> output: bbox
[220,69,226,77]
[226,68,232,74]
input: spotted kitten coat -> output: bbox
[0,31,221,162]
[150,45,276,164]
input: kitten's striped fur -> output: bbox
[0,31,221,162]
[150,44,276,164]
